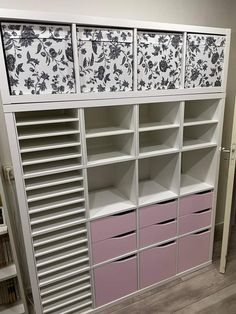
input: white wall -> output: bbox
[0,0,235,287]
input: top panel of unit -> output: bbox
[0,9,231,105]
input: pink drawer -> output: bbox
[178,229,211,273]
[139,199,177,228]
[140,240,177,289]
[140,219,177,248]
[92,231,136,264]
[91,211,136,243]
[179,209,212,235]
[94,255,137,307]
[179,191,213,216]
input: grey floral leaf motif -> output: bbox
[1,22,75,95]
[137,31,183,91]
[77,27,133,93]
[185,34,226,88]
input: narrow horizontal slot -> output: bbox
[40,271,91,297]
[34,225,87,248]
[20,134,80,153]
[27,181,84,203]
[22,147,81,166]
[156,218,176,225]
[15,109,79,126]
[194,208,211,214]
[17,122,80,140]
[112,230,135,238]
[29,193,85,214]
[156,240,176,247]
[25,170,83,191]
[193,228,210,235]
[60,301,92,314]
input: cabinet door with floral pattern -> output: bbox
[137,32,183,91]
[185,34,226,88]
[1,22,75,95]
[77,27,133,93]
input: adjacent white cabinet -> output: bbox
[0,10,229,314]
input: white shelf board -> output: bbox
[139,122,179,132]
[184,118,218,126]
[0,302,25,314]
[89,188,135,219]
[0,264,17,282]
[87,148,134,166]
[86,127,134,138]
[139,180,178,206]
[180,174,214,195]
[182,139,217,151]
[139,145,178,157]
[0,225,7,235]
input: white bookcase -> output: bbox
[0,9,230,314]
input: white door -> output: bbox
[220,100,236,273]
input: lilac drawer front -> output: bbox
[94,255,137,307]
[92,231,136,264]
[140,241,177,289]
[91,211,136,243]
[179,191,213,216]
[178,229,211,273]
[140,219,177,248]
[139,200,177,228]
[179,209,212,235]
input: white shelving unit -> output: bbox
[0,10,230,314]
[0,174,28,314]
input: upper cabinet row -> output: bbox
[1,22,227,96]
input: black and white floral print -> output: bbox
[185,34,226,88]
[137,32,183,91]
[77,27,133,93]
[1,23,75,95]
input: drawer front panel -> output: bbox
[92,232,136,264]
[179,209,212,235]
[140,241,177,288]
[91,211,136,243]
[140,219,177,248]
[179,191,213,216]
[94,255,137,307]
[139,200,177,228]
[178,229,211,273]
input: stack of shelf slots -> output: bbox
[15,110,93,314]
[0,192,26,314]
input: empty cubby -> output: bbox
[87,161,137,218]
[180,147,217,195]
[183,124,217,149]
[138,154,180,205]
[85,105,135,137]
[184,99,220,125]
[86,133,135,165]
[139,128,179,156]
[139,102,180,131]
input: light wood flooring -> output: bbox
[100,227,236,314]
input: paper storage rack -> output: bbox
[0,9,229,314]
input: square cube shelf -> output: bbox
[85,105,135,137]
[87,133,135,165]
[87,161,137,218]
[139,102,180,131]
[138,154,180,206]
[183,123,218,150]
[139,128,180,157]
[184,99,220,126]
[180,147,217,195]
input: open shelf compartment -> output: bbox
[139,102,180,131]
[139,128,179,156]
[87,161,137,218]
[180,147,217,195]
[138,153,180,206]
[183,123,218,150]
[85,105,135,137]
[184,99,220,126]
[87,133,135,165]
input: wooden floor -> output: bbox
[100,227,236,314]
